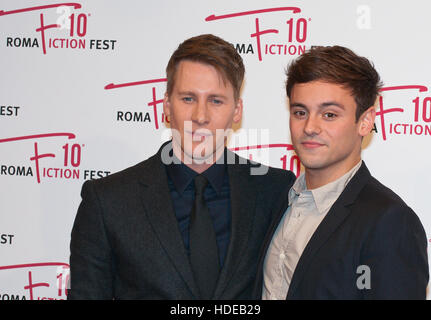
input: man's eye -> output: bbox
[323,112,337,119]
[211,98,223,105]
[293,110,306,117]
[182,97,194,103]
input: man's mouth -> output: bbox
[301,140,325,149]
[187,130,212,141]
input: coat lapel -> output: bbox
[137,144,200,298]
[287,162,372,298]
[213,151,259,299]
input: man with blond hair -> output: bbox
[69,34,295,300]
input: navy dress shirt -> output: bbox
[165,156,231,268]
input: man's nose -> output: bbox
[304,115,321,136]
[191,100,210,125]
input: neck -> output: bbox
[305,158,361,190]
[185,161,214,174]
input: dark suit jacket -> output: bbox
[68,143,296,299]
[253,162,429,299]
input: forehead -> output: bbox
[173,60,231,91]
[290,80,355,107]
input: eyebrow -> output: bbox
[208,94,228,100]
[177,91,228,100]
[177,91,197,97]
[290,101,345,110]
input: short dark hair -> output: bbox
[285,46,383,120]
[166,34,245,101]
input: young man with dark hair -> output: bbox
[254,46,429,299]
[68,34,296,300]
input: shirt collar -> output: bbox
[165,150,227,196]
[288,160,362,215]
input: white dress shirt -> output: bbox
[262,161,362,300]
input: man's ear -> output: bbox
[233,98,243,123]
[358,106,376,137]
[163,92,170,117]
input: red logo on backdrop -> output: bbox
[105,78,169,130]
[0,3,117,54]
[0,132,110,183]
[0,262,69,300]
[230,143,301,177]
[205,7,311,61]
[375,85,431,140]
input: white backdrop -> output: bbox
[0,0,430,300]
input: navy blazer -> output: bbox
[254,162,429,299]
[68,143,296,299]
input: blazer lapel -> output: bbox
[137,144,200,298]
[213,152,259,299]
[287,162,372,298]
